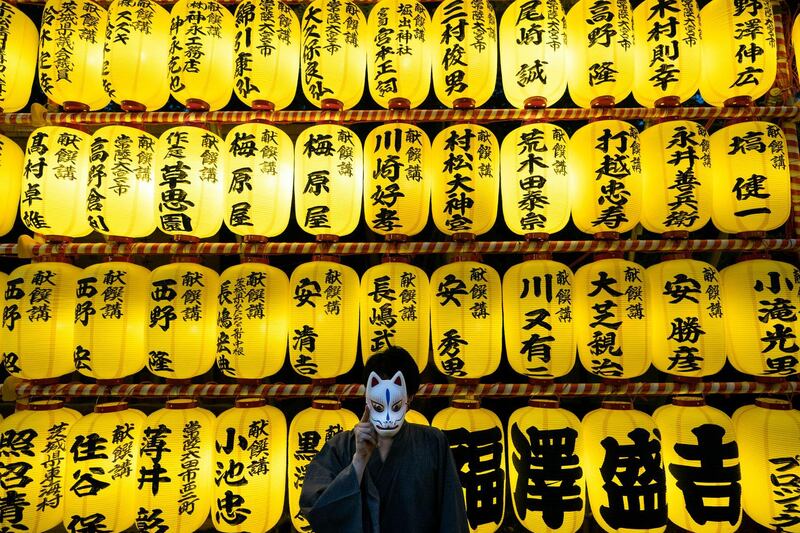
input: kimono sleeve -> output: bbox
[436,429,469,533]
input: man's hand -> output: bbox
[352,406,376,483]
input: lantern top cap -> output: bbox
[755,397,793,410]
[671,395,705,407]
[452,399,481,409]
[16,399,64,411]
[235,397,266,408]
[528,398,560,409]
[166,399,198,410]
[312,399,342,410]
[95,401,129,413]
[600,400,633,410]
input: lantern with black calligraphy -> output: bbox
[224,123,293,238]
[0,1,37,113]
[294,124,363,239]
[146,262,219,379]
[500,124,570,237]
[21,127,91,239]
[721,259,800,378]
[699,0,776,107]
[64,402,146,533]
[507,399,584,533]
[710,121,790,235]
[430,261,501,380]
[433,400,506,533]
[570,120,642,236]
[0,133,22,237]
[364,123,431,239]
[794,15,800,79]
[213,398,287,533]
[288,399,358,533]
[574,258,649,380]
[136,399,216,533]
[431,0,497,108]
[582,401,667,533]
[155,126,225,239]
[0,262,81,380]
[88,126,157,238]
[103,0,170,111]
[217,262,289,380]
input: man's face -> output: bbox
[365,370,409,437]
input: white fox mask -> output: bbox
[366,370,409,437]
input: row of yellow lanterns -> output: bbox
[0,0,790,112]
[0,119,791,240]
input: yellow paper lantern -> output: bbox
[288,260,359,379]
[432,400,506,533]
[500,123,570,236]
[503,259,575,379]
[294,124,363,239]
[233,0,299,110]
[102,0,170,111]
[146,262,219,379]
[217,262,289,380]
[64,402,146,533]
[87,126,157,238]
[699,0,776,107]
[364,123,431,238]
[38,0,109,111]
[136,399,216,533]
[406,409,428,425]
[0,1,38,113]
[360,261,430,372]
[652,397,742,533]
[721,259,800,377]
[430,261,501,380]
[570,120,642,236]
[155,126,224,239]
[566,0,634,108]
[431,0,497,108]
[574,258,649,380]
[710,121,790,234]
[213,398,286,533]
[507,399,585,533]
[21,127,92,238]
[581,401,667,533]
[0,133,22,237]
[794,15,800,80]
[640,120,712,234]
[288,399,358,533]
[73,261,150,381]
[1,262,81,380]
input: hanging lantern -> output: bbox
[0,262,81,380]
[136,399,216,533]
[721,259,800,377]
[103,0,170,111]
[794,15,800,80]
[294,124,363,239]
[581,401,667,533]
[217,262,289,380]
[155,126,224,239]
[87,126,157,238]
[430,261,501,380]
[364,123,432,239]
[21,127,92,239]
[213,398,287,533]
[710,121,790,235]
[432,400,506,533]
[73,261,150,381]
[288,260,359,379]
[574,258,649,380]
[224,123,293,238]
[406,409,428,425]
[431,0,497,108]
[500,123,570,237]
[0,1,37,113]
[146,262,219,379]
[0,133,22,237]
[233,0,300,110]
[64,402,146,533]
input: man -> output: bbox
[300,346,468,533]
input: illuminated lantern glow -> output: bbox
[405,409,429,425]
[570,120,642,236]
[431,0,497,108]
[213,398,287,533]
[73,261,151,381]
[0,133,22,237]
[294,124,363,239]
[430,261,502,380]
[500,124,570,237]
[288,260,359,379]
[794,15,800,79]
[710,121,790,234]
[721,259,800,378]
[224,123,293,238]
[574,258,649,380]
[21,127,92,239]
[0,1,37,113]
[364,123,432,239]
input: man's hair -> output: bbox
[363,346,420,395]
